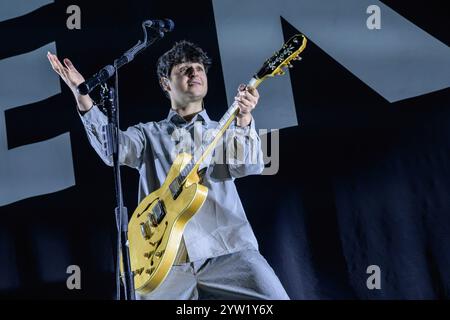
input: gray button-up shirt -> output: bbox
[80,105,264,262]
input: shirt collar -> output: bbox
[166,107,211,126]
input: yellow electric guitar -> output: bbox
[125,34,307,294]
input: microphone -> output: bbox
[143,19,175,32]
[77,65,115,96]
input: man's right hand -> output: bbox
[47,52,93,112]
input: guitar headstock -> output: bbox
[252,34,307,87]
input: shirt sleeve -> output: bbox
[78,105,146,169]
[207,117,264,181]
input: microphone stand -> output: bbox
[100,84,135,300]
[95,24,169,300]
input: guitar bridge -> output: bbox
[140,222,153,240]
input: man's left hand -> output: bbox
[234,84,259,127]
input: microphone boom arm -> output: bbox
[114,21,165,68]
[77,20,172,95]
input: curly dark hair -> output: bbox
[157,40,212,97]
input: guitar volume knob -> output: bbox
[144,251,155,259]
[155,250,165,258]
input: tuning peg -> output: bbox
[287,63,293,68]
[294,56,302,61]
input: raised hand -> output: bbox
[47,52,93,112]
[47,52,85,94]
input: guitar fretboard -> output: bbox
[168,78,258,197]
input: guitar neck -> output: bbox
[170,77,261,190]
[190,77,261,173]
[169,34,307,195]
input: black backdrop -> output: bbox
[0,0,449,299]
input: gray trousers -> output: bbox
[136,249,290,300]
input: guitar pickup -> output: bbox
[149,200,166,226]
